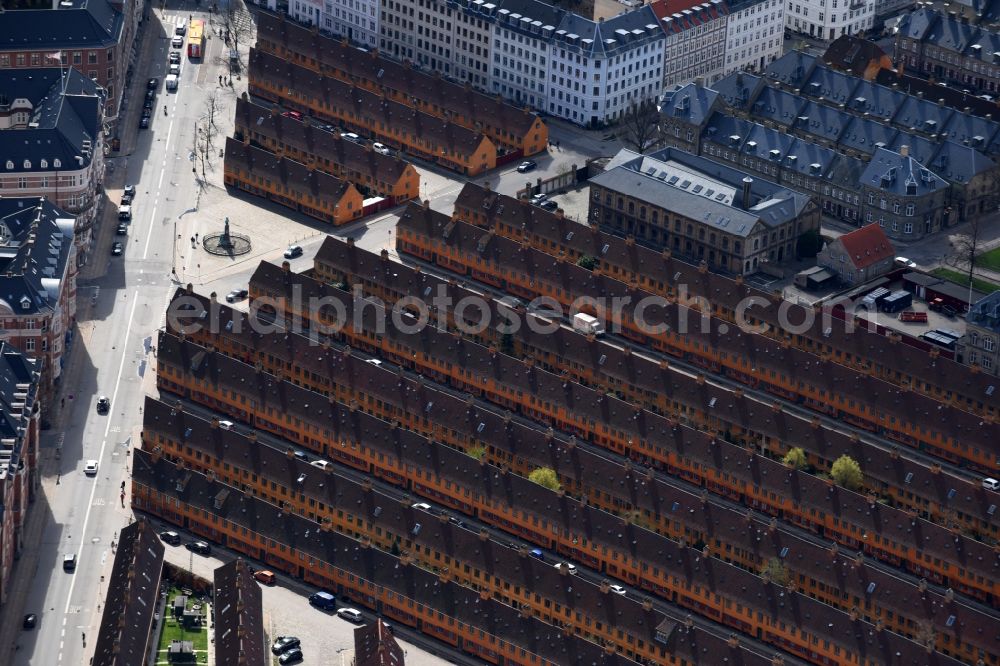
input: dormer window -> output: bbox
[23,160,30,169]
[5,161,12,170]
[53,159,61,168]
[19,296,31,310]
[40,159,47,169]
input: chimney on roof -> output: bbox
[695,76,705,87]
[185,283,194,294]
[741,176,753,209]
[900,144,909,157]
[281,261,290,273]
[423,199,430,209]
[555,208,564,219]
[346,237,355,247]
[380,248,389,261]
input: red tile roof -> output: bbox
[836,223,895,270]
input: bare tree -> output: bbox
[203,90,222,138]
[952,215,983,287]
[194,94,222,179]
[222,0,254,77]
[617,100,660,154]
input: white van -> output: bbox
[165,74,178,91]
[175,18,187,35]
[983,477,999,491]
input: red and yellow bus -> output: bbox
[188,19,204,58]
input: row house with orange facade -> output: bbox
[149,329,979,666]
[132,450,657,666]
[254,12,548,159]
[388,201,997,473]
[447,183,1000,421]
[155,308,999,665]
[305,226,998,546]
[223,138,364,227]
[233,96,419,203]
[248,48,496,176]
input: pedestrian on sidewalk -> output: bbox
[218,74,222,85]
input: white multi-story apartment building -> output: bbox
[656,0,730,87]
[291,0,379,47]
[785,0,875,41]
[724,0,785,74]
[0,68,105,254]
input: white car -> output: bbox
[372,142,391,155]
[554,562,578,575]
[341,132,361,143]
[171,35,184,48]
[84,460,99,476]
[894,256,917,269]
[169,63,180,76]
[336,607,364,623]
[218,420,234,430]
[609,584,627,595]
[411,502,432,511]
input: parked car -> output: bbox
[539,199,558,211]
[308,591,336,610]
[147,77,159,91]
[139,116,150,130]
[140,107,152,120]
[609,584,627,595]
[372,142,391,155]
[894,256,917,269]
[225,288,248,303]
[145,88,156,103]
[22,614,37,629]
[516,160,537,173]
[116,223,128,235]
[84,460,99,476]
[123,185,136,199]
[169,63,180,76]
[337,608,364,623]
[143,96,154,110]
[278,648,303,664]
[169,51,181,64]
[529,193,547,204]
[111,241,124,256]
[554,562,578,575]
[284,245,303,259]
[62,553,77,572]
[281,110,303,121]
[97,396,111,413]
[171,35,184,48]
[160,531,181,546]
[341,132,361,143]
[253,569,276,585]
[272,636,301,655]
[185,541,211,555]
[411,502,432,511]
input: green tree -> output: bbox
[467,445,486,461]
[830,455,863,491]
[796,229,823,258]
[760,557,790,586]
[529,467,561,492]
[576,255,597,270]
[782,447,808,470]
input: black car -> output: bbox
[116,223,128,235]
[169,51,181,64]
[278,649,303,665]
[139,116,150,130]
[96,396,110,413]
[23,614,37,630]
[539,199,558,211]
[271,636,301,655]
[147,77,159,91]
[143,96,154,110]
[225,288,249,303]
[516,160,537,173]
[111,241,124,256]
[145,88,156,102]
[185,541,211,555]
[141,107,152,119]
[160,531,181,545]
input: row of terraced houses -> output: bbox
[136,183,999,666]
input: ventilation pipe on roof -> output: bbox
[742,177,753,210]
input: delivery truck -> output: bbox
[572,313,604,336]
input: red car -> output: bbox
[281,110,303,121]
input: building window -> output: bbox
[985,337,996,352]
[25,339,35,352]
[903,222,913,234]
[984,356,994,370]
[905,203,914,216]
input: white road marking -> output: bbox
[62,293,138,617]
[145,115,175,260]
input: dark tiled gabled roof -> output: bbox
[132,449,645,666]
[448,184,1000,428]
[0,198,76,316]
[213,559,266,666]
[248,49,492,158]
[254,12,542,143]
[233,97,415,190]
[223,137,357,203]
[93,520,164,666]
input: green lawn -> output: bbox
[975,247,1000,272]
[931,267,1000,294]
[155,589,209,664]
